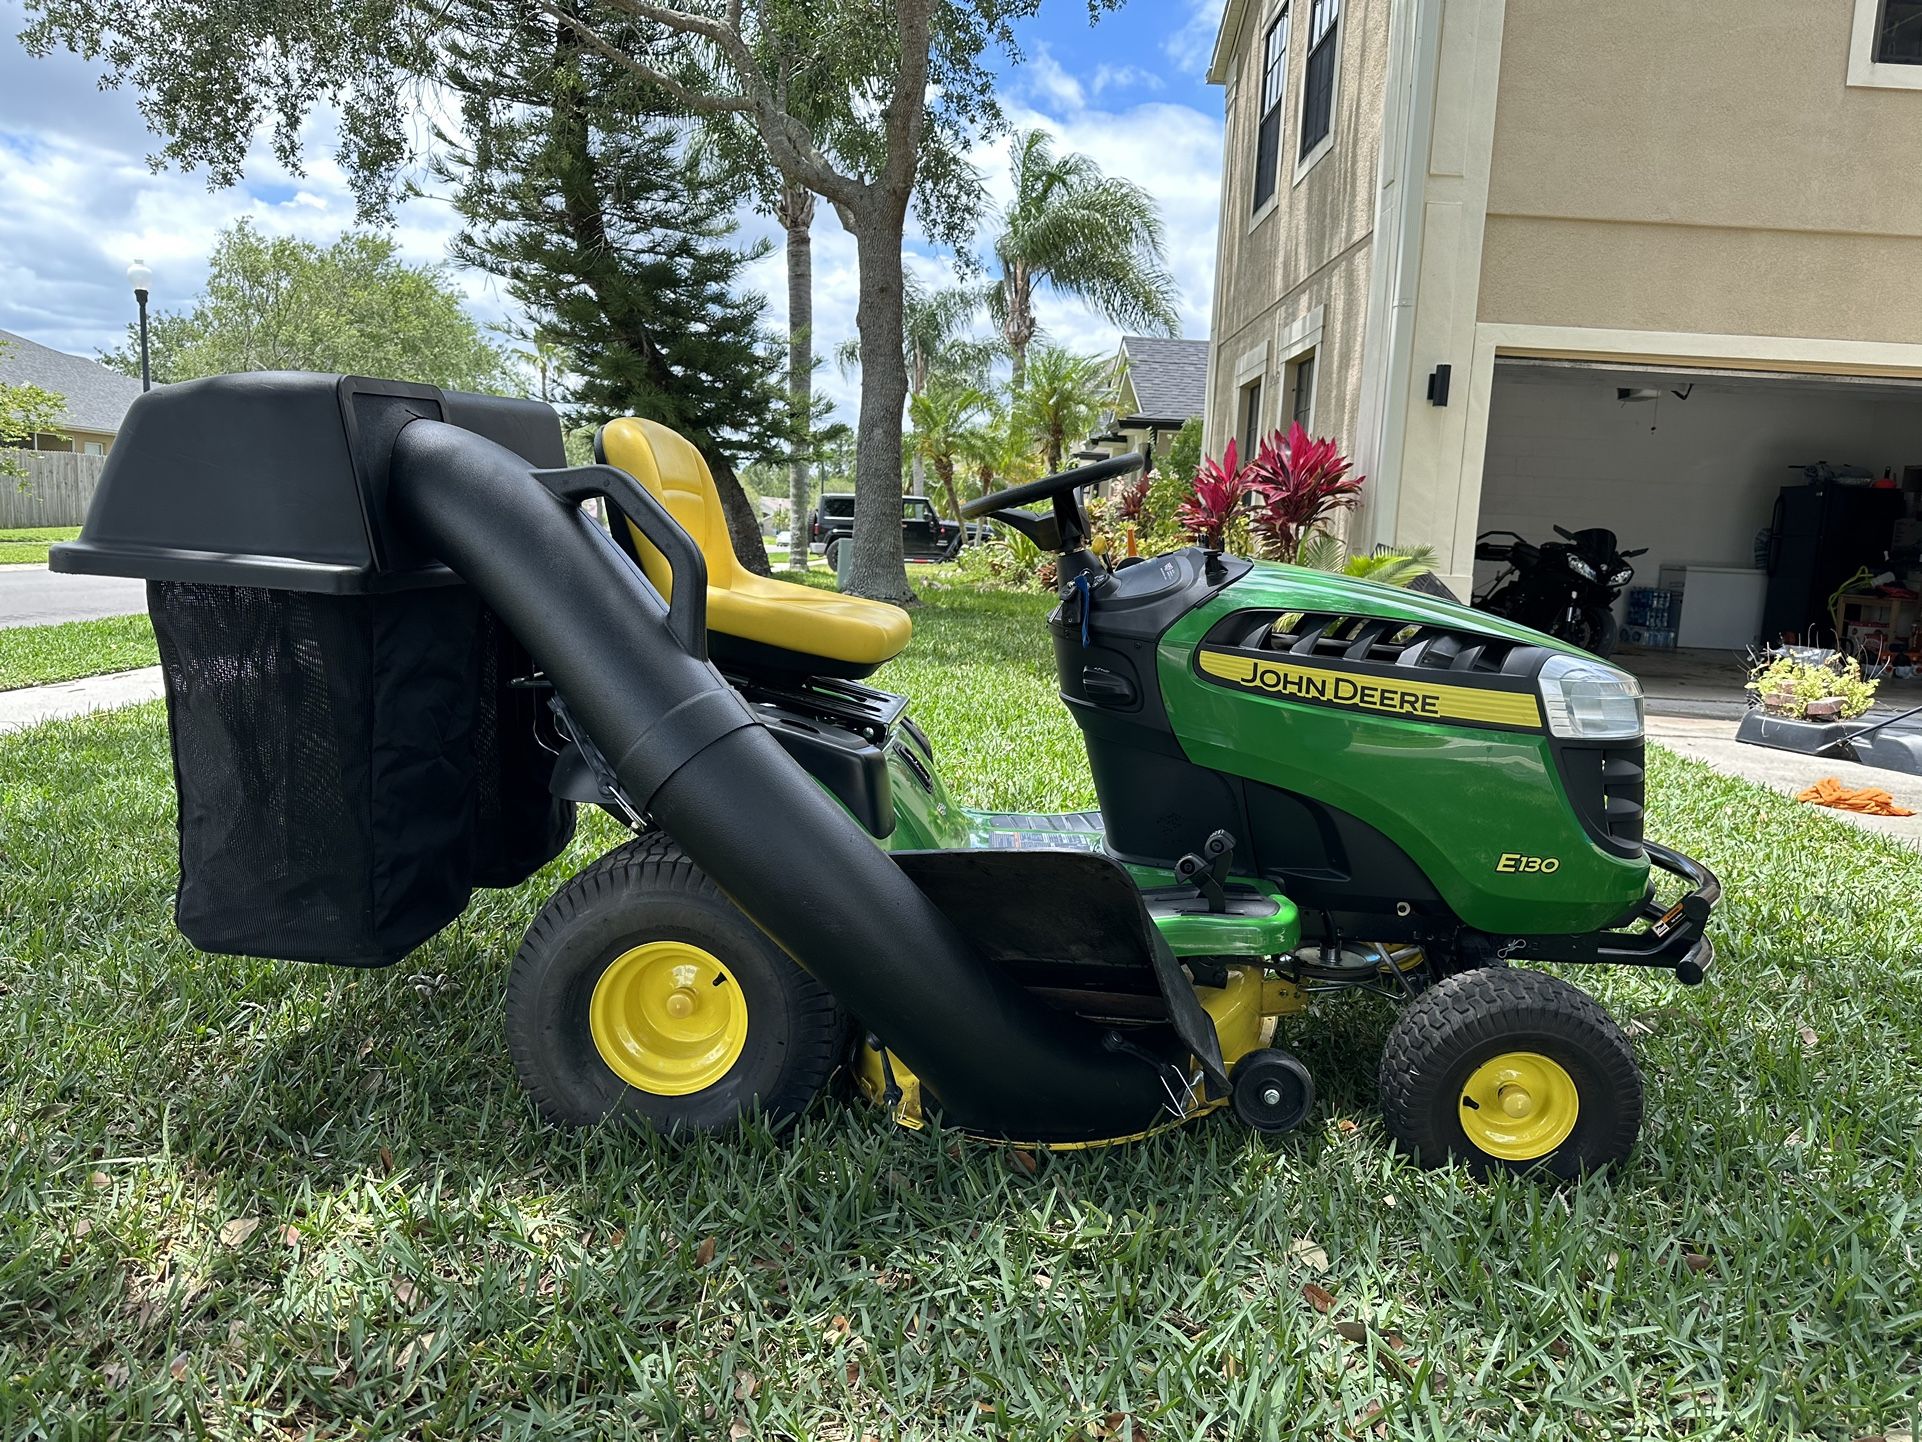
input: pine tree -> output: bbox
[440,23,789,573]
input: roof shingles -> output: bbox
[1118,335,1209,426]
[0,329,146,435]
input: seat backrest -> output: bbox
[597,417,741,600]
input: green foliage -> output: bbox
[948,524,1047,589]
[439,40,791,479]
[909,375,993,522]
[0,339,66,480]
[1012,346,1112,473]
[98,222,507,390]
[991,129,1180,375]
[1163,416,1203,486]
[1748,651,1880,720]
[1296,534,1438,588]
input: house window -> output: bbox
[1289,352,1316,431]
[1240,377,1264,458]
[1252,9,1289,212]
[81,440,106,456]
[1300,0,1339,158]
[1879,0,1922,60]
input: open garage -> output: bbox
[1473,360,1922,699]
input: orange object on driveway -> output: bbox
[1795,776,1916,817]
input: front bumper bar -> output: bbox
[1495,840,1720,985]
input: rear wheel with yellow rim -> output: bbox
[1378,967,1641,1179]
[507,834,846,1133]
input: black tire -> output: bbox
[506,834,846,1133]
[1378,968,1642,1180]
[824,537,845,573]
[1575,606,1619,657]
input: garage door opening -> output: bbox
[1475,359,1922,712]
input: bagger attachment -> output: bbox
[52,372,1176,1143]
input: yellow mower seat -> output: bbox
[597,417,912,678]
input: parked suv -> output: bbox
[809,494,963,568]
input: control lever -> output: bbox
[1174,829,1237,914]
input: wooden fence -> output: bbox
[1,450,108,529]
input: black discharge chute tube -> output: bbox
[387,419,1171,1142]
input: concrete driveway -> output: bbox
[1649,712,1922,848]
[0,565,147,629]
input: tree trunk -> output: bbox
[936,457,963,529]
[844,217,913,604]
[707,446,770,570]
[707,447,771,573]
[1003,261,1035,392]
[781,182,815,572]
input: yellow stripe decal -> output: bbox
[1197,647,1543,730]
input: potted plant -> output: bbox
[1746,651,1879,722]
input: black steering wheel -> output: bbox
[959,451,1145,553]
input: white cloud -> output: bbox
[1164,0,1228,77]
[1091,64,1165,96]
[1,3,1224,433]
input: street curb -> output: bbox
[0,666,166,735]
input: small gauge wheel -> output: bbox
[1230,1048,1316,1134]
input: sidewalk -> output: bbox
[1648,712,1922,849]
[0,667,165,735]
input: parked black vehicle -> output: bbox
[809,494,964,569]
[1473,525,1645,657]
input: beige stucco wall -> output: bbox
[1480,0,1922,340]
[1206,0,1393,471]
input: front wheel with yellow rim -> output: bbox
[1377,968,1642,1180]
[506,834,846,1134]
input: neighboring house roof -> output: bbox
[1117,336,1210,427]
[0,328,146,435]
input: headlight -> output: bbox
[1538,654,1643,739]
[1567,556,1600,582]
[1610,567,1634,586]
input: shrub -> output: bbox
[1747,651,1880,720]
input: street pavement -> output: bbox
[0,564,147,629]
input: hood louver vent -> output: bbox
[1244,612,1545,678]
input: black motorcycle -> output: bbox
[1473,525,1645,657]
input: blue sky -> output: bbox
[0,0,1227,417]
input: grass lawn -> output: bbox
[3,582,1920,1439]
[0,614,159,692]
[0,525,81,566]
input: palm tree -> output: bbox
[990,130,1181,390]
[909,374,993,528]
[1013,346,1111,473]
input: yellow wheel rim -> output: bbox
[589,941,748,1096]
[1458,1051,1580,1161]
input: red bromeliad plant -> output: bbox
[1177,436,1246,549]
[1244,423,1365,560]
[1175,424,1366,559]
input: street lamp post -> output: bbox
[126,260,153,392]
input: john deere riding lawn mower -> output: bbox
[52,374,1719,1177]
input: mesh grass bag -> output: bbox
[149,580,572,966]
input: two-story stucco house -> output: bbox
[1205,0,1922,625]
